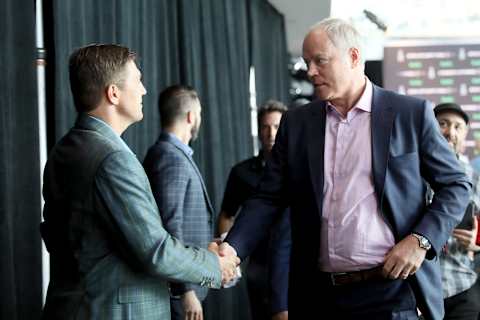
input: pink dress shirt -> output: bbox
[319,79,395,272]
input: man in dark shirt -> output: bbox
[218,100,291,320]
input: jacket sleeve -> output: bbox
[269,209,291,315]
[95,150,221,288]
[226,111,290,259]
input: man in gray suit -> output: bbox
[40,44,239,320]
[143,85,213,320]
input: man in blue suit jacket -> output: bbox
[144,85,214,320]
[223,19,471,320]
[41,44,239,320]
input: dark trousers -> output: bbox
[170,298,184,320]
[293,272,418,320]
[246,261,270,320]
[444,286,480,320]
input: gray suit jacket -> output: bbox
[143,132,214,301]
[41,114,221,320]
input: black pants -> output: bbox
[246,261,270,320]
[290,272,418,320]
[444,286,480,320]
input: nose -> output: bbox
[271,126,278,140]
[141,82,147,95]
[306,62,318,79]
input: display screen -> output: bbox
[384,39,480,157]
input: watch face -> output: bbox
[413,233,431,250]
[420,237,431,249]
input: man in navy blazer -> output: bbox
[144,85,214,320]
[223,18,471,319]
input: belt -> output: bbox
[321,266,385,286]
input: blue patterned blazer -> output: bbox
[40,114,221,320]
[143,132,214,301]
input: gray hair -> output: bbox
[310,18,364,64]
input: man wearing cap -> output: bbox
[434,102,480,320]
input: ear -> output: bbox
[349,47,361,68]
[106,84,121,105]
[186,110,194,124]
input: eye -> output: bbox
[313,56,329,66]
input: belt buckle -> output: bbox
[330,272,347,286]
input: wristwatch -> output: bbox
[411,233,432,250]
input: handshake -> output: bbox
[208,241,241,286]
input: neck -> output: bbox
[330,76,366,117]
[164,125,191,145]
[262,148,272,160]
[88,106,130,135]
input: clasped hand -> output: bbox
[207,242,240,285]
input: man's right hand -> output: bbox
[207,242,239,285]
[181,290,203,320]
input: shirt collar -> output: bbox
[86,115,134,154]
[164,132,194,157]
[353,77,373,113]
[327,77,373,115]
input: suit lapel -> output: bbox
[371,86,395,202]
[186,157,214,215]
[306,101,326,214]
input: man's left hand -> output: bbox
[382,235,427,279]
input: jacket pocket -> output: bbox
[388,152,419,166]
[118,283,166,304]
[389,151,418,163]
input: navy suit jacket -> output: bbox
[143,132,214,301]
[226,85,471,320]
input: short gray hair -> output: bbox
[311,18,364,64]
